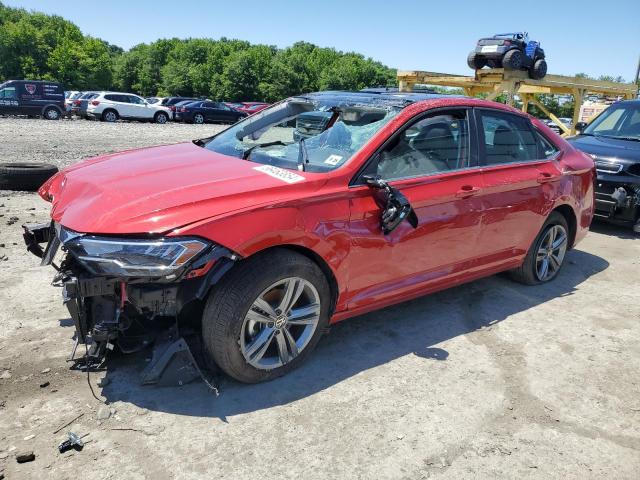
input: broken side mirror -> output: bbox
[363,174,418,235]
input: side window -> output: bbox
[203,102,217,108]
[373,110,470,180]
[0,87,17,99]
[478,110,538,165]
[129,96,144,104]
[534,130,559,159]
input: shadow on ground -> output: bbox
[590,219,638,240]
[88,249,608,420]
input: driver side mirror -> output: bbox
[575,121,587,134]
[363,174,418,235]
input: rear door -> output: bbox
[346,108,486,309]
[473,108,562,265]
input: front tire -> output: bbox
[530,59,547,79]
[202,249,330,383]
[510,212,569,285]
[154,111,169,124]
[193,113,204,124]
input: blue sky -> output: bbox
[5,0,640,81]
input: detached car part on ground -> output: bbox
[24,92,595,385]
[468,32,547,79]
[568,99,640,232]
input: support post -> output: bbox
[571,88,586,135]
[520,93,530,113]
[528,96,571,136]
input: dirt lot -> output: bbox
[0,117,639,480]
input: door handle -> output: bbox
[455,185,481,198]
[537,172,559,183]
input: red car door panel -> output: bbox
[346,171,485,309]
[345,108,486,310]
[473,108,563,266]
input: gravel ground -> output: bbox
[0,116,225,169]
[0,117,639,480]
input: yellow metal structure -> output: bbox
[397,69,637,135]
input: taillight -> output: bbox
[180,106,187,112]
[170,106,176,111]
[91,100,100,106]
[73,100,81,105]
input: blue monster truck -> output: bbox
[468,32,547,79]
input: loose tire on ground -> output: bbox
[502,49,523,70]
[0,163,59,191]
[530,58,547,80]
[510,211,569,285]
[202,248,331,383]
[467,52,486,70]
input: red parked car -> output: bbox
[26,92,595,384]
[225,101,270,115]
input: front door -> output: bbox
[0,86,19,115]
[346,108,486,310]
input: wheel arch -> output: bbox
[41,104,62,115]
[551,204,577,248]
[237,243,340,317]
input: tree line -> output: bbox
[0,2,396,102]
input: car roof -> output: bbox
[296,90,455,108]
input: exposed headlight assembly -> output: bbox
[65,235,210,277]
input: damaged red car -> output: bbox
[25,92,595,384]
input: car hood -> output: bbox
[567,134,640,162]
[41,142,322,235]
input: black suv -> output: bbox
[568,100,640,232]
[468,32,547,79]
[0,80,66,119]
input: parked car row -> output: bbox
[1,79,270,124]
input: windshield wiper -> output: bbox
[242,141,288,160]
[297,137,309,172]
[610,136,640,142]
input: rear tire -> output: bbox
[510,212,569,285]
[0,162,59,191]
[101,109,118,122]
[467,52,486,70]
[530,59,547,79]
[43,106,61,120]
[502,49,524,70]
[193,113,204,124]
[202,249,330,383]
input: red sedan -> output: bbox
[225,101,270,115]
[28,92,595,383]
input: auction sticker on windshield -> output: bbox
[253,165,305,184]
[324,154,343,166]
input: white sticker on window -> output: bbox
[253,165,305,184]
[324,154,343,166]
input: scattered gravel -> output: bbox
[0,117,226,169]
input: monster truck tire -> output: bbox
[0,163,59,191]
[530,59,548,80]
[502,49,523,70]
[467,52,486,70]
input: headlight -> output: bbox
[65,236,210,277]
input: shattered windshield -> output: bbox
[203,96,400,172]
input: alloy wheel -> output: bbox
[535,224,568,281]
[45,108,59,120]
[194,114,204,124]
[104,111,117,122]
[239,277,321,370]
